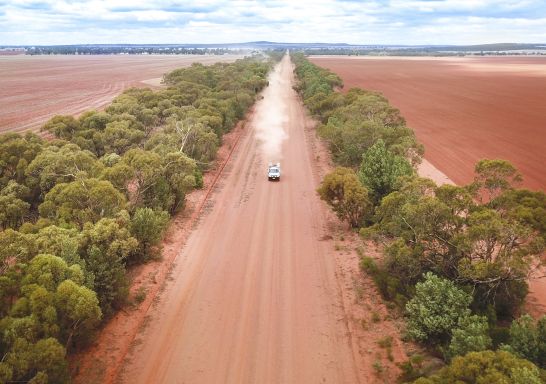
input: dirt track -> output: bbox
[0,54,241,133]
[310,56,546,191]
[120,55,363,383]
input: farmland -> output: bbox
[310,56,546,191]
[0,54,242,133]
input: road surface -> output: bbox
[120,54,361,383]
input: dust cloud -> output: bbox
[254,59,289,163]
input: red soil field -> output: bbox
[310,56,546,191]
[0,54,241,133]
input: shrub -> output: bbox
[405,273,472,345]
[412,350,542,384]
[447,315,491,360]
[317,167,372,227]
[129,208,170,262]
[502,314,546,368]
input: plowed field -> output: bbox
[310,56,546,191]
[0,54,241,133]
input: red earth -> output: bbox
[310,56,546,192]
[0,54,241,133]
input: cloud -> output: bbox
[0,0,545,45]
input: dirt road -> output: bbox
[120,54,361,383]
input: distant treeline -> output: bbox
[302,43,546,56]
[26,46,245,55]
[0,56,274,383]
[303,48,546,56]
[291,52,546,382]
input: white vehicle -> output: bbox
[268,163,281,181]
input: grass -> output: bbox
[372,360,384,375]
[134,286,147,304]
[371,311,381,323]
[377,336,394,362]
[377,336,393,349]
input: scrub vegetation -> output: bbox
[0,56,272,383]
[292,52,546,382]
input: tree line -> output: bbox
[291,52,546,383]
[0,56,273,383]
[25,46,241,55]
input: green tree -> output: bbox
[447,315,491,360]
[130,208,169,262]
[473,159,522,201]
[406,272,472,344]
[55,280,102,347]
[161,152,198,212]
[33,226,83,268]
[359,139,414,202]
[121,148,162,208]
[374,168,545,317]
[0,133,43,187]
[101,120,145,155]
[80,217,138,314]
[0,193,30,229]
[413,350,542,384]
[39,177,125,227]
[317,167,372,227]
[25,143,103,195]
[502,314,546,368]
[42,115,81,140]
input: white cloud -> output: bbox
[0,0,545,45]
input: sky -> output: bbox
[1,0,546,46]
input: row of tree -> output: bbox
[0,56,273,383]
[291,53,546,382]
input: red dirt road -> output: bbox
[0,54,241,133]
[310,56,546,191]
[120,55,363,383]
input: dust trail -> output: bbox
[254,57,289,163]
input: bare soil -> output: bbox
[310,56,546,191]
[74,55,407,384]
[0,54,241,133]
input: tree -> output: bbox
[359,139,414,202]
[0,336,69,384]
[42,115,81,140]
[100,161,135,195]
[101,120,145,155]
[25,143,103,195]
[502,314,546,368]
[39,177,126,227]
[33,226,83,268]
[0,254,99,382]
[374,169,545,317]
[121,148,162,208]
[55,280,102,347]
[161,152,198,212]
[80,217,138,314]
[473,159,522,201]
[447,315,491,360]
[405,272,472,344]
[22,254,83,292]
[0,193,30,229]
[317,167,372,227]
[130,208,169,262]
[0,133,43,187]
[413,350,542,384]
